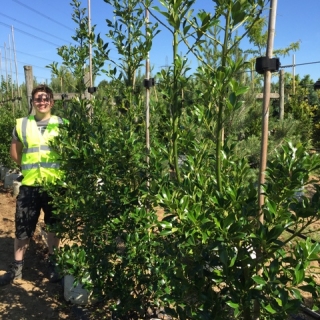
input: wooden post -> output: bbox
[145,4,150,189]
[87,0,93,90]
[84,71,90,100]
[256,93,279,99]
[279,69,284,120]
[258,0,278,231]
[84,70,92,119]
[251,61,255,90]
[24,65,34,114]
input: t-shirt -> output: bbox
[12,117,63,142]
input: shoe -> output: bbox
[48,260,62,283]
[0,262,23,286]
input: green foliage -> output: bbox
[0,76,29,114]
[0,104,25,168]
[104,0,159,87]
[44,1,320,319]
[245,5,300,57]
[57,244,91,286]
[230,113,313,168]
[48,0,108,95]
[46,97,167,315]
[49,105,320,319]
[150,142,320,319]
[50,66,78,93]
[275,73,320,149]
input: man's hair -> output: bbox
[31,84,54,101]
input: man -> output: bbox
[0,84,67,285]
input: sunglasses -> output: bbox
[33,96,51,103]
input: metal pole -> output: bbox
[4,43,9,98]
[8,35,14,100]
[87,0,93,89]
[255,0,278,319]
[11,26,21,110]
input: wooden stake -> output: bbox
[87,0,93,90]
[255,0,278,319]
[145,4,150,189]
[24,65,34,114]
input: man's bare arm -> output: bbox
[10,139,23,166]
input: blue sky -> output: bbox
[0,0,319,90]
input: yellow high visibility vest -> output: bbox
[15,115,67,186]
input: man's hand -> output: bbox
[10,139,23,166]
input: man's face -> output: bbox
[33,91,53,114]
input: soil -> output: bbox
[0,182,82,320]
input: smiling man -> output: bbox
[0,84,67,285]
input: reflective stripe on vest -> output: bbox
[21,117,28,147]
[21,163,60,170]
[23,146,52,153]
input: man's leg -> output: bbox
[47,232,62,282]
[0,186,39,286]
[47,232,60,255]
[14,237,30,260]
[0,238,29,286]
[43,189,62,283]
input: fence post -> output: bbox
[24,65,34,114]
[84,71,91,100]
